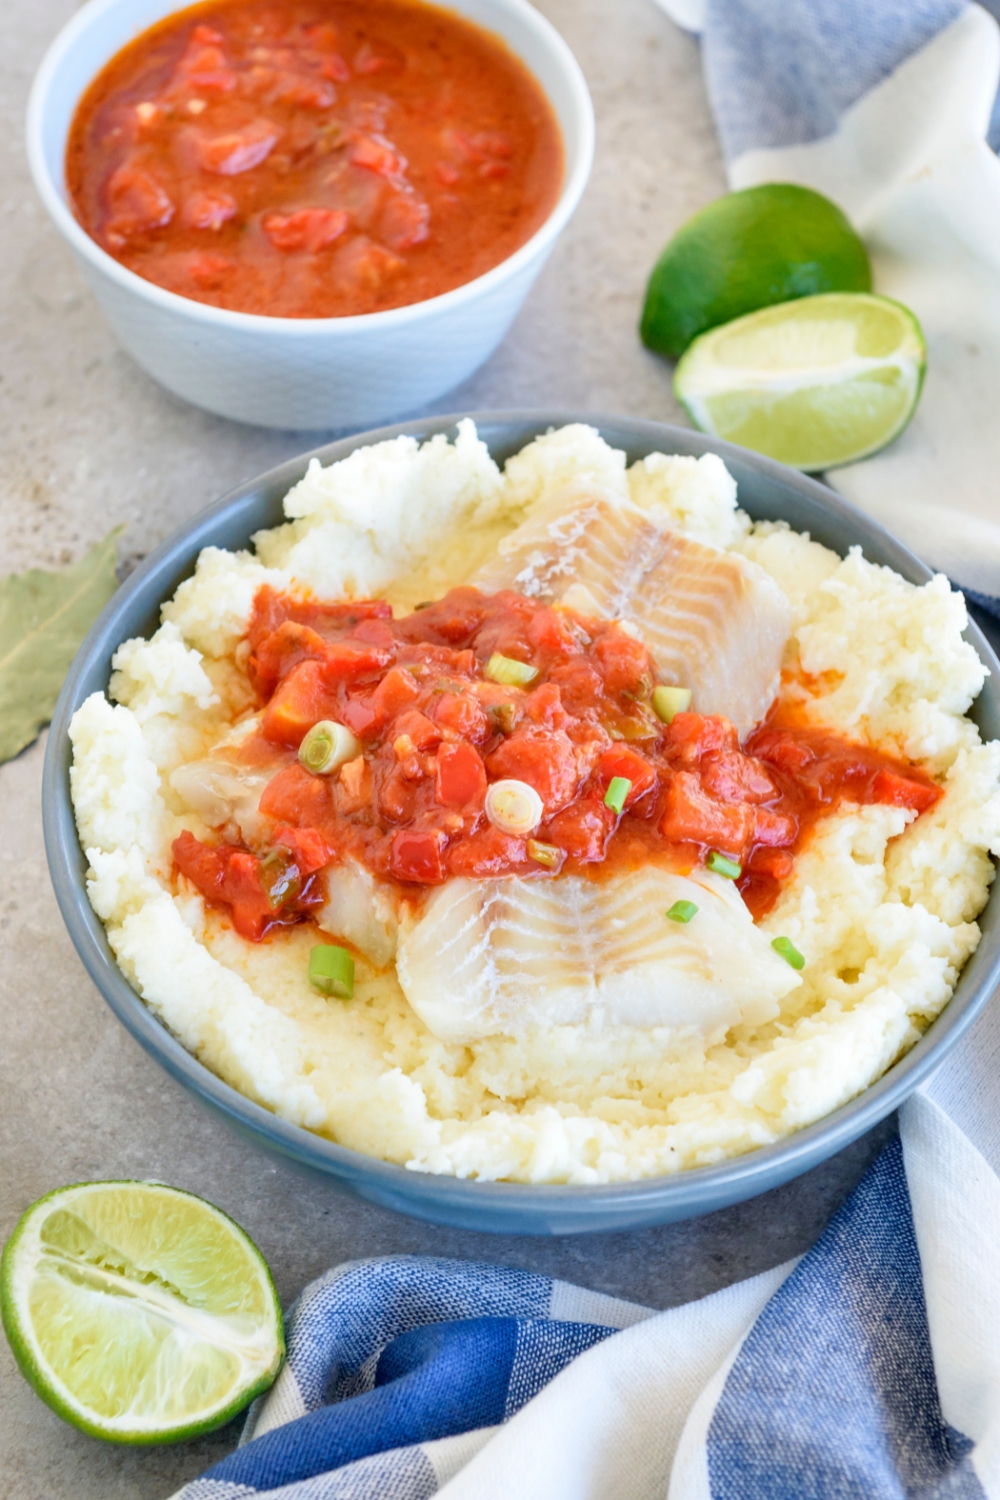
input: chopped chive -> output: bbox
[485,652,539,688]
[260,848,300,910]
[771,936,805,971]
[299,720,361,775]
[527,838,562,869]
[309,943,355,998]
[706,849,741,879]
[604,776,631,815]
[651,686,692,724]
[666,899,698,923]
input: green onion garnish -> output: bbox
[260,848,300,910]
[309,943,355,998]
[666,900,698,923]
[485,652,539,688]
[299,720,361,775]
[771,936,805,970]
[651,686,692,724]
[706,850,741,879]
[489,703,518,734]
[527,839,562,868]
[604,776,632,815]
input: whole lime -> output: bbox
[640,184,872,360]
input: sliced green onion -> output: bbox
[666,900,698,924]
[485,652,539,688]
[486,779,544,835]
[527,839,562,869]
[435,678,463,694]
[706,849,741,879]
[652,686,692,724]
[771,936,805,971]
[299,720,361,775]
[604,776,632,815]
[488,703,518,735]
[309,943,355,998]
[260,848,300,910]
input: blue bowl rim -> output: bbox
[42,410,1000,1231]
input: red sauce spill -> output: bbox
[172,585,942,939]
[65,0,563,317]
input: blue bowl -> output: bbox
[43,413,1000,1235]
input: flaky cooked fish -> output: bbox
[395,865,800,1044]
[317,859,400,968]
[475,487,792,735]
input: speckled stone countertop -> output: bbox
[0,3,895,1495]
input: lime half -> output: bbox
[641,184,871,359]
[674,293,926,471]
[1,1181,284,1444]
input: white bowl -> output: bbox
[26,0,593,430]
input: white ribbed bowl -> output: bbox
[26,0,593,430]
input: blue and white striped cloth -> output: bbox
[172,6,1000,1496]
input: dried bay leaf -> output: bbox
[0,528,123,764]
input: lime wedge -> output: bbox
[674,293,926,471]
[1,1181,284,1444]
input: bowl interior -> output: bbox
[43,414,1000,1234]
[28,0,594,328]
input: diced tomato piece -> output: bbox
[393,709,440,752]
[261,660,340,746]
[259,763,332,827]
[749,730,816,775]
[272,824,332,874]
[524,683,572,730]
[542,798,614,862]
[547,659,604,714]
[251,621,334,698]
[247,587,391,653]
[700,751,777,805]
[321,638,394,681]
[340,692,380,738]
[748,847,795,881]
[430,688,489,742]
[320,54,351,81]
[436,742,487,808]
[391,828,446,883]
[663,713,740,767]
[447,825,532,878]
[380,192,430,251]
[197,119,280,175]
[187,252,234,288]
[752,806,798,846]
[436,161,460,185]
[486,727,578,814]
[350,133,404,176]
[350,617,396,648]
[183,191,237,230]
[659,772,752,856]
[870,768,941,813]
[478,161,509,180]
[370,667,420,724]
[263,207,348,252]
[594,747,657,806]
[173,830,273,942]
[378,766,417,823]
[104,165,174,242]
[594,629,651,696]
[353,42,404,75]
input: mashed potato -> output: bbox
[69,423,1000,1183]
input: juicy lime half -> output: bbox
[1,1180,284,1444]
[674,293,926,471]
[641,183,871,359]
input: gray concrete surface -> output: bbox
[0,2,898,1495]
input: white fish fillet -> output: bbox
[169,759,275,845]
[318,860,400,968]
[396,866,800,1043]
[475,487,792,736]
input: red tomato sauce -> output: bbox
[171,585,943,941]
[65,0,563,318]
